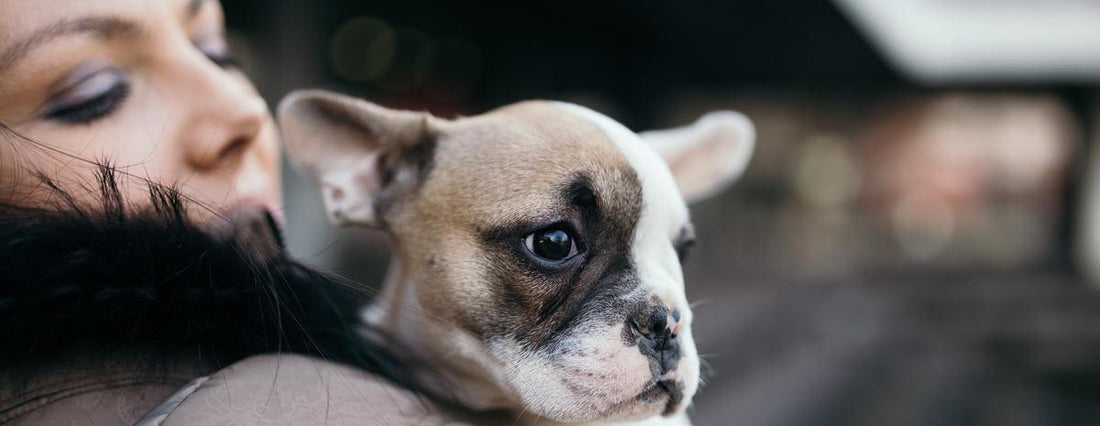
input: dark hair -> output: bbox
[0,127,428,421]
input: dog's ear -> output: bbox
[639,111,755,203]
[278,90,435,227]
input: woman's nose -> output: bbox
[178,58,268,172]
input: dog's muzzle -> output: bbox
[628,303,687,415]
[629,304,682,377]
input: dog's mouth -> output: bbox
[650,379,685,416]
[600,379,684,418]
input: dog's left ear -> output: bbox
[278,90,435,227]
[639,111,755,203]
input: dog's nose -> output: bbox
[629,305,681,375]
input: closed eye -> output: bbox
[202,49,240,69]
[42,67,131,124]
[194,36,240,69]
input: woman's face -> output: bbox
[0,0,281,223]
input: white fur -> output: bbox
[284,91,717,425]
[488,324,661,422]
[553,102,702,417]
[390,103,704,424]
[639,111,755,203]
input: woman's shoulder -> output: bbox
[140,354,458,426]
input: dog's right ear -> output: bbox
[278,90,435,227]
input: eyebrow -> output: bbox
[566,176,601,221]
[0,17,142,73]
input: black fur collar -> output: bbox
[0,167,419,419]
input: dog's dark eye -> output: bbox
[525,228,579,262]
[676,238,696,263]
[675,224,697,263]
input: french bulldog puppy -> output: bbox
[278,90,754,425]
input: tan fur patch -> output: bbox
[384,101,641,336]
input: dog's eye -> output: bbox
[676,238,696,263]
[524,228,579,262]
[675,224,697,263]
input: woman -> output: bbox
[0,1,441,424]
[0,0,277,216]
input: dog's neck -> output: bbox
[364,242,517,412]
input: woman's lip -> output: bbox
[266,205,286,227]
[232,196,285,227]
[210,202,286,256]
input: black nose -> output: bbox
[629,305,681,375]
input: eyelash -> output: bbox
[202,49,240,70]
[44,44,239,125]
[44,81,131,124]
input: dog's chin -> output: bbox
[491,326,698,423]
[517,375,689,423]
[594,379,687,421]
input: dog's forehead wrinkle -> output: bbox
[549,102,690,221]
[421,102,647,231]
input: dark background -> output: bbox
[223,1,1100,424]
[225,0,903,121]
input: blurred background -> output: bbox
[223,1,1100,424]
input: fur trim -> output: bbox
[0,165,422,419]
